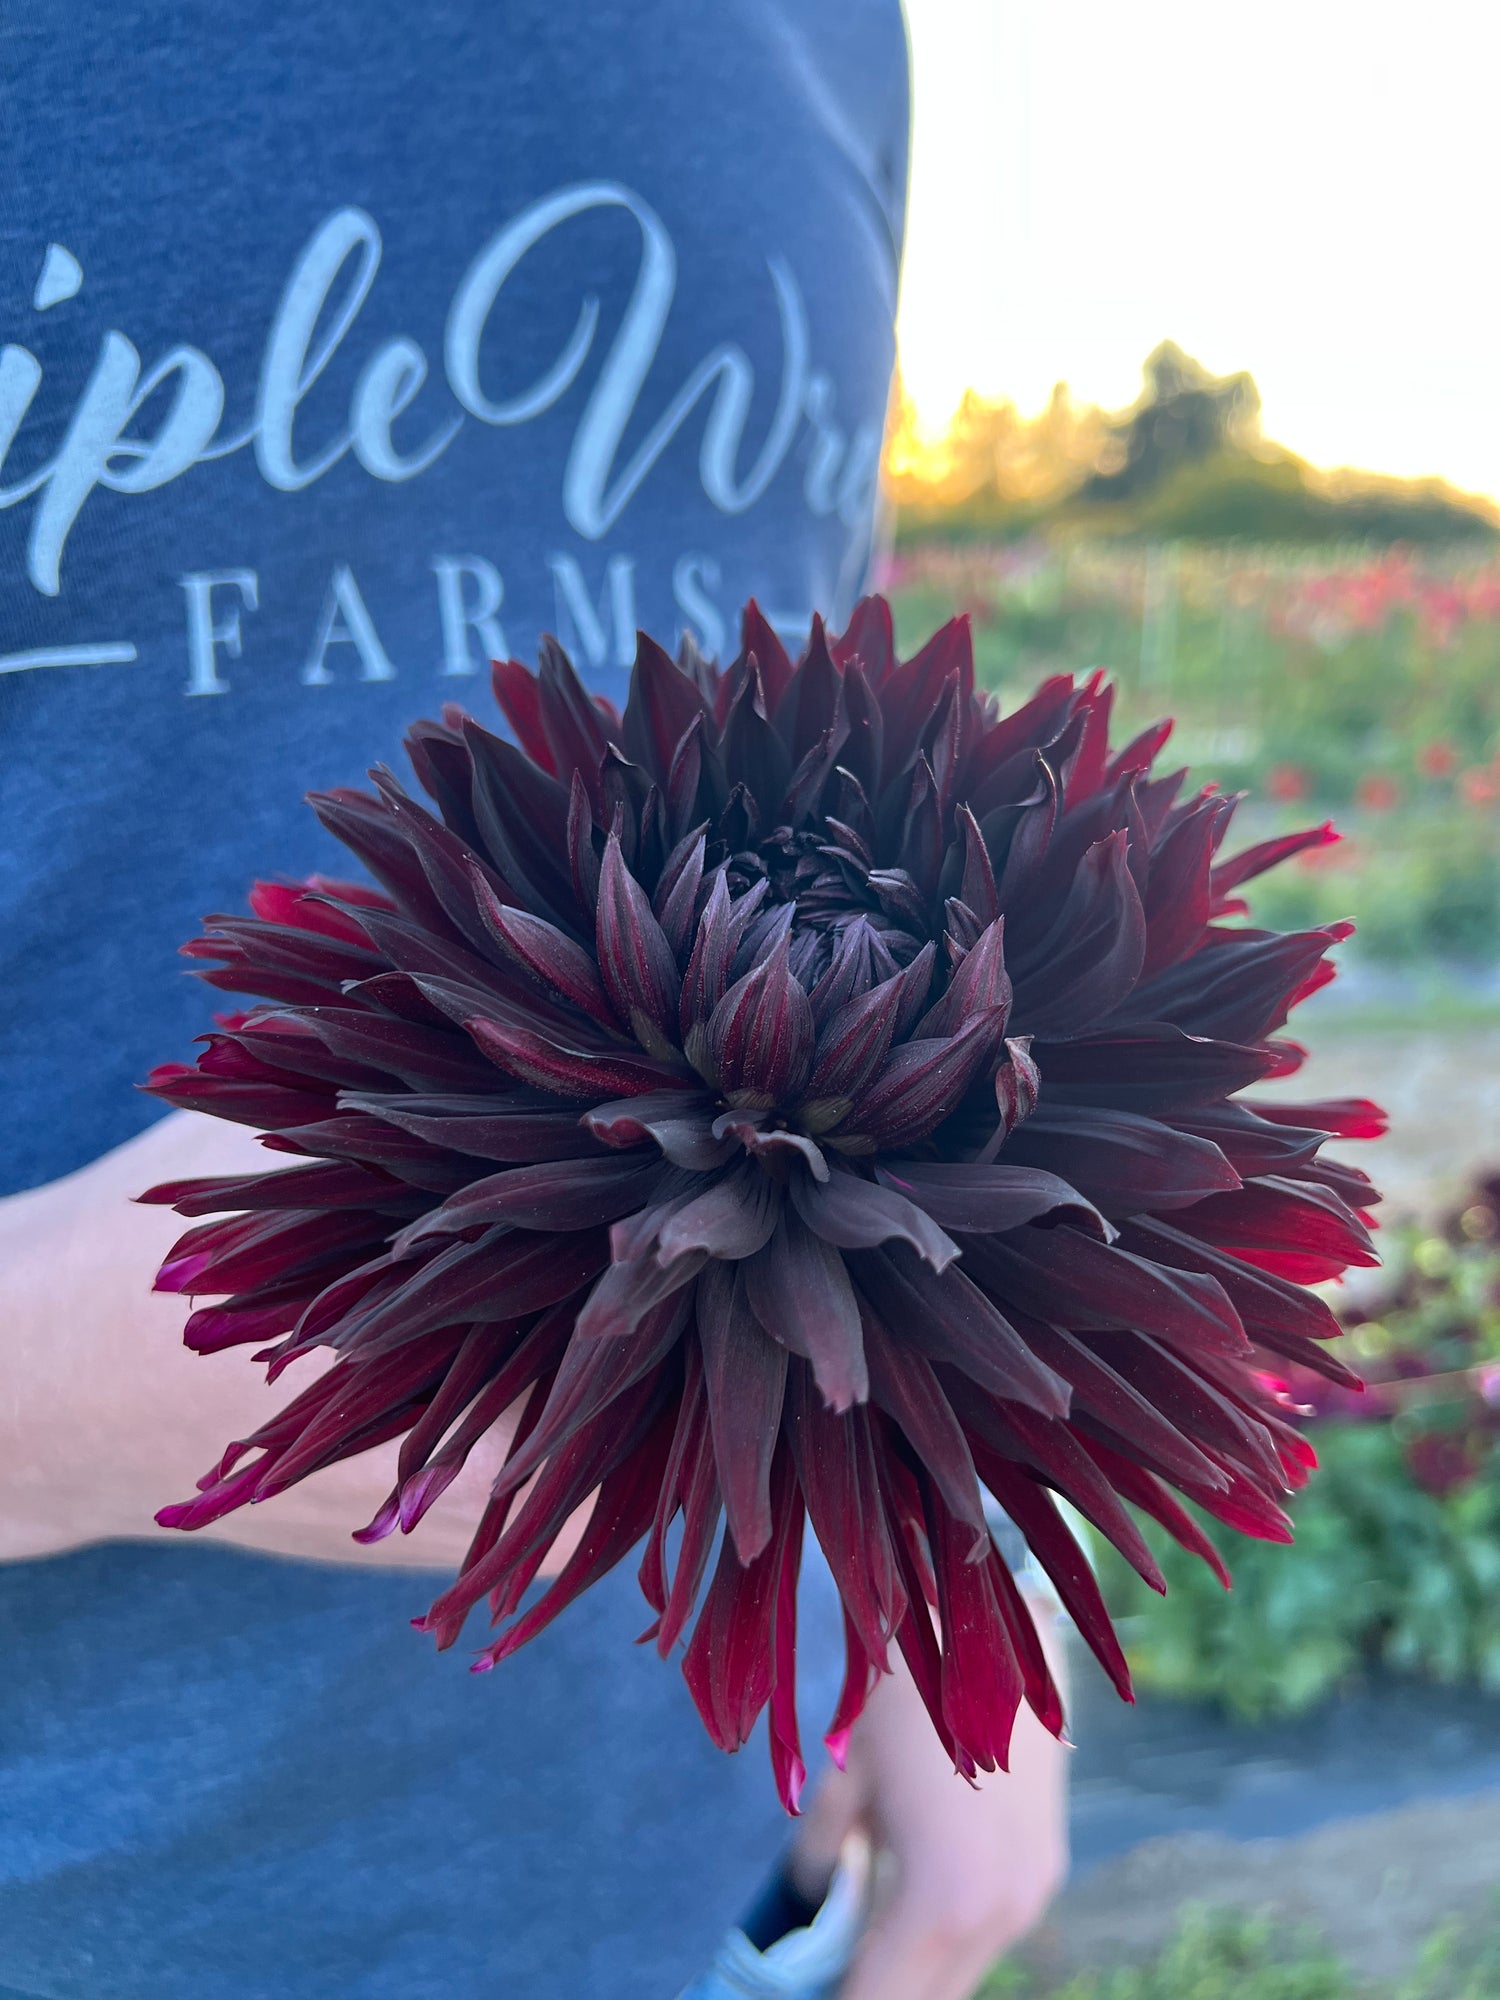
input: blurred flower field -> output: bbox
[882,542,1500,969]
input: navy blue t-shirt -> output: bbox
[0,6,908,1994]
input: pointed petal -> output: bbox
[742,1212,868,1411]
[696,1260,789,1562]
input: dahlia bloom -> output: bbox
[144,600,1382,1807]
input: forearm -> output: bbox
[790,1595,1071,2000]
[0,1111,577,1573]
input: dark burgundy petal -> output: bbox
[696,1259,789,1561]
[637,1341,716,1635]
[711,1113,831,1182]
[153,1208,387,1296]
[877,1161,1107,1239]
[679,872,737,1042]
[1138,796,1232,981]
[1038,1025,1283,1113]
[774,612,841,757]
[1128,923,1352,1045]
[1086,1335,1289,1493]
[974,1038,1042,1164]
[1244,1095,1388,1141]
[534,634,614,797]
[888,940,938,1040]
[721,664,793,809]
[142,1159,420,1217]
[573,1243,709,1342]
[1006,1318,1227,1491]
[397,1154,662,1241]
[985,1538,1065,1739]
[1000,1103,1241,1215]
[862,1314,987,1544]
[1211,821,1339,901]
[850,1246,1072,1417]
[567,771,603,912]
[1164,1102,1327,1177]
[595,832,682,1054]
[1121,1216,1345,1350]
[337,1229,607,1354]
[967,1228,1249,1358]
[823,1609,876,1767]
[472,880,617,1030]
[495,1296,688,1498]
[623,631,711,777]
[737,600,797,711]
[462,717,578,924]
[1106,718,1174,787]
[654,828,708,959]
[681,1447,799,1751]
[142,1062,334,1130]
[874,1456,971,1773]
[783,1370,901,1669]
[928,1498,1025,1772]
[1080,1437,1232,1586]
[341,1091,602,1165]
[802,975,903,1110]
[915,917,1011,1040]
[704,931,815,1104]
[1008,831,1146,1038]
[790,1165,958,1269]
[959,1386,1171,1588]
[307,789,473,948]
[742,1211,868,1411]
[490,654,556,769]
[181,1298,303,1355]
[1170,1175,1379,1282]
[583,1091,733,1171]
[473,1403,675,1671]
[839,1015,1000,1152]
[768,1503,807,1812]
[465,1013,688,1101]
[658,1162,781,1263]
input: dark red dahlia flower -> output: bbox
[144,599,1383,1807]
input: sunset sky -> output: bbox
[898,0,1500,498]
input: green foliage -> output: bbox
[1101,1425,1500,1719]
[1099,1210,1500,1719]
[899,451,1500,548]
[891,341,1498,549]
[980,1903,1500,2000]
[1243,821,1500,967]
[984,1907,1352,1998]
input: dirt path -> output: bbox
[1260,1023,1500,1219]
[1022,1791,1500,1983]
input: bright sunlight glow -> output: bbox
[898,0,1500,497]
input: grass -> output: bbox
[981,1903,1500,1999]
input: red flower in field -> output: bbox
[144,599,1381,1804]
[1356,773,1401,813]
[1266,764,1311,803]
[1460,767,1500,809]
[1418,741,1458,780]
[1404,1431,1484,1498]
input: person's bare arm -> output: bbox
[790,1612,1070,2000]
[0,1109,577,1572]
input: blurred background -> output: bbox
[890,4,1500,1992]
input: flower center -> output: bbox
[722,821,929,970]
